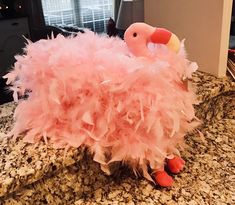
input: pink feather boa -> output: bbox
[4,31,199,181]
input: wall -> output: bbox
[145,0,233,77]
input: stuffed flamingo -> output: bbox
[4,22,198,187]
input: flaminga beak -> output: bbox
[150,28,172,44]
[150,28,180,53]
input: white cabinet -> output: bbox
[0,17,30,76]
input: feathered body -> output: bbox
[4,25,198,183]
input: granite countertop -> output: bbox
[0,71,234,204]
[191,71,235,102]
[0,103,84,198]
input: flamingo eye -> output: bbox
[133,32,137,37]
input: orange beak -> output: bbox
[150,28,180,53]
[150,28,172,44]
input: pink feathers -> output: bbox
[4,24,198,184]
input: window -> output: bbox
[41,0,114,33]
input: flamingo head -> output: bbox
[124,22,180,58]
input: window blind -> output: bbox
[41,0,114,33]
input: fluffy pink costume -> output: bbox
[4,23,198,187]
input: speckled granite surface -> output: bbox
[0,103,84,198]
[2,119,235,205]
[0,71,234,204]
[195,91,235,122]
[191,71,235,102]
